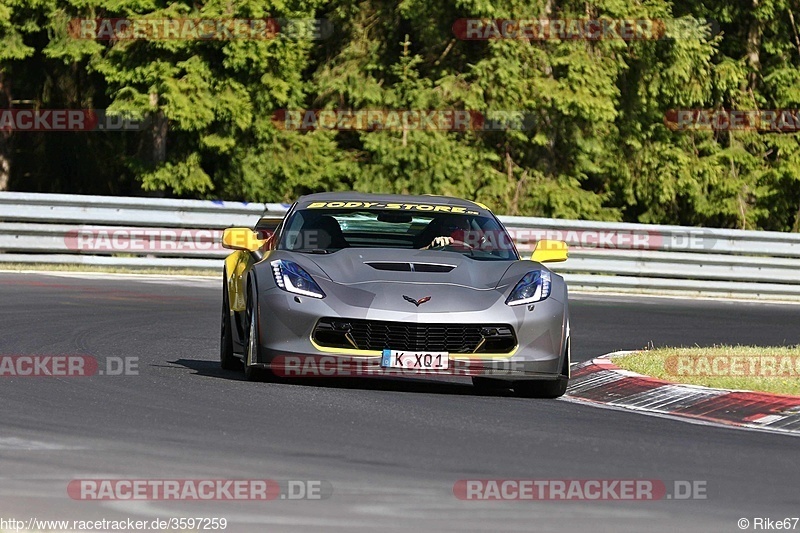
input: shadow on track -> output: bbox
[170,358,518,397]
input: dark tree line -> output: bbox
[1,0,800,230]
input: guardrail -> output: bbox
[1,191,799,300]
[500,219,800,299]
[0,192,286,270]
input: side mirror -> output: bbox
[255,218,282,235]
[222,227,266,252]
[531,239,568,263]
[254,218,283,249]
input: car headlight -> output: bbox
[270,259,326,299]
[506,270,551,306]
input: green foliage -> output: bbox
[138,151,212,194]
[1,0,799,230]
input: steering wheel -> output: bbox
[429,239,475,255]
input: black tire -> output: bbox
[514,338,570,399]
[243,280,275,382]
[220,279,240,371]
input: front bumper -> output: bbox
[253,281,568,379]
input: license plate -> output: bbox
[381,350,449,370]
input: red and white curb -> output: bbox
[565,352,800,436]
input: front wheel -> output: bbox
[220,280,240,371]
[243,281,275,382]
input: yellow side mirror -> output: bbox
[531,239,568,263]
[222,227,266,252]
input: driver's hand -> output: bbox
[429,236,454,248]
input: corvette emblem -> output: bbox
[403,295,431,307]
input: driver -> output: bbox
[419,215,472,250]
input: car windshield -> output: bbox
[277,208,517,260]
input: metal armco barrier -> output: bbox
[1,191,799,300]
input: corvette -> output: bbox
[220,192,571,397]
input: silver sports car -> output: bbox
[220,192,571,398]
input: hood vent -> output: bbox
[365,262,455,273]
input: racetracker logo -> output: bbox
[453,18,667,40]
[272,109,535,131]
[0,355,137,377]
[453,479,707,500]
[0,110,144,132]
[271,355,528,377]
[67,479,332,500]
[664,109,800,132]
[68,18,332,41]
[665,356,800,377]
[505,228,718,252]
[64,228,224,252]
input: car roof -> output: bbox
[292,192,492,216]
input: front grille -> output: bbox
[313,318,516,354]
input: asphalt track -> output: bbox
[0,271,799,532]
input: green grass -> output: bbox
[0,263,219,277]
[614,345,800,396]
